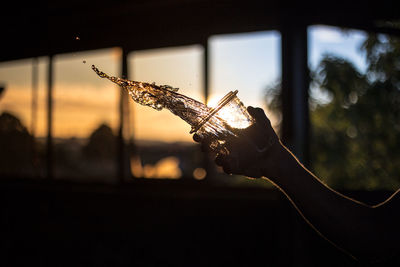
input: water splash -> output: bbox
[92,65,243,152]
[91,65,212,130]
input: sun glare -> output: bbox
[130,156,182,179]
[206,93,224,108]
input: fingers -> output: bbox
[193,133,202,143]
[215,154,224,166]
[247,106,264,119]
[215,151,245,175]
[194,106,274,177]
[222,164,232,175]
[194,133,233,174]
[247,106,271,127]
[200,140,212,152]
[193,133,215,153]
[215,153,232,174]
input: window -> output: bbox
[308,25,400,190]
[209,31,281,186]
[0,57,48,178]
[53,48,120,183]
[128,45,205,180]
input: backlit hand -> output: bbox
[193,106,280,178]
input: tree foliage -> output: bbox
[266,33,400,190]
[311,34,400,190]
[82,124,116,160]
[0,112,33,176]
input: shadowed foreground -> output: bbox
[1,179,396,266]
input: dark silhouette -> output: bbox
[0,112,33,177]
[193,106,400,263]
[83,124,116,161]
[0,86,4,100]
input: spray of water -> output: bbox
[93,65,214,127]
[92,65,240,153]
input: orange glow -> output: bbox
[193,167,207,180]
[1,34,282,142]
[129,45,204,143]
[0,85,47,136]
[53,84,119,138]
[208,92,280,132]
[132,103,194,142]
[130,156,182,179]
[0,84,278,141]
[0,83,197,141]
[206,93,225,108]
[0,84,119,138]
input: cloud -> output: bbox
[312,26,344,43]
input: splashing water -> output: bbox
[92,65,229,134]
[92,65,250,152]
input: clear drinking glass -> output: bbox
[190,90,254,154]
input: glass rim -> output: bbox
[189,90,238,134]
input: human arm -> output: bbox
[194,106,400,262]
[264,143,400,262]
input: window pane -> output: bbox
[209,31,281,186]
[128,45,205,180]
[309,25,367,73]
[0,58,47,178]
[53,48,120,182]
[308,25,400,190]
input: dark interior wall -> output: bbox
[1,180,394,266]
[1,0,399,62]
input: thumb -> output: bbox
[247,106,271,127]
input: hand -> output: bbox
[193,106,280,178]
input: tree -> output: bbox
[0,112,33,176]
[267,33,400,190]
[82,124,116,161]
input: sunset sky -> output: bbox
[0,25,367,142]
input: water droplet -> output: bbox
[349,91,358,104]
[346,126,358,138]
